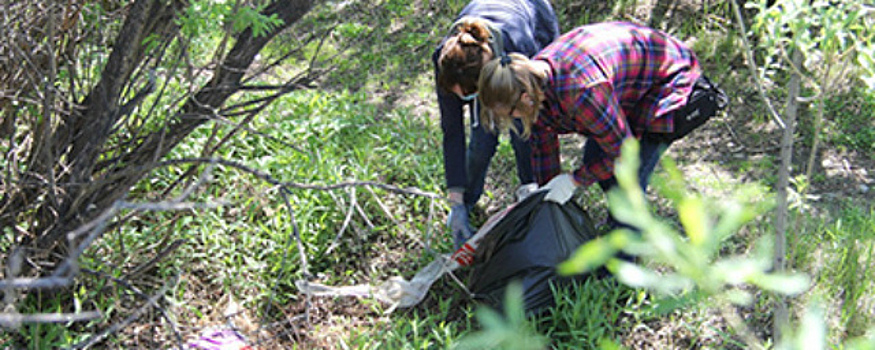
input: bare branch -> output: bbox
[2,161,223,293]
[0,311,102,329]
[124,239,188,279]
[156,157,444,200]
[0,276,73,291]
[81,267,184,348]
[325,188,358,254]
[69,275,181,350]
[729,0,786,129]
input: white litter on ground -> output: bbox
[296,202,517,313]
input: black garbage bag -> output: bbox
[467,190,599,315]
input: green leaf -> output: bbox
[649,291,708,315]
[606,189,642,228]
[613,139,647,209]
[599,339,624,350]
[795,304,826,350]
[459,282,549,350]
[611,260,660,289]
[558,236,618,275]
[753,273,810,296]
[678,196,708,247]
[723,289,754,306]
[652,156,686,204]
[712,257,763,286]
[474,305,505,330]
[503,282,526,327]
[712,202,748,242]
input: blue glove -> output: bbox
[447,203,474,251]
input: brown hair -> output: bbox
[478,53,547,138]
[436,18,495,96]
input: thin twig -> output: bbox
[721,122,779,154]
[0,276,72,290]
[157,157,444,200]
[0,311,101,328]
[365,186,401,227]
[325,188,357,254]
[444,256,474,299]
[58,200,222,279]
[208,113,309,155]
[251,313,308,347]
[353,198,376,230]
[80,268,184,348]
[422,197,438,256]
[364,186,436,258]
[259,185,309,335]
[729,0,786,129]
[69,275,181,350]
[2,174,223,290]
[125,239,187,279]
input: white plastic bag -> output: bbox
[296,201,519,312]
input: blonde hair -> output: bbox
[437,17,496,96]
[477,53,546,138]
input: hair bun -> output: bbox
[451,17,490,44]
[458,31,479,45]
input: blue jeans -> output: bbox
[582,135,671,229]
[464,103,535,207]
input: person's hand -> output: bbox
[515,182,539,202]
[447,203,474,250]
[542,174,578,204]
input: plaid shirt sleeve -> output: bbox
[566,82,630,186]
[530,128,562,185]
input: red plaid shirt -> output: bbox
[531,22,701,186]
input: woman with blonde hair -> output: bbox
[434,0,559,249]
[478,22,727,230]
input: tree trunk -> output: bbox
[8,0,315,254]
[773,48,803,342]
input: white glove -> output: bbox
[542,174,578,204]
[515,182,539,202]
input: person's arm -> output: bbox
[568,83,631,186]
[433,48,468,197]
[529,127,562,186]
[438,90,468,197]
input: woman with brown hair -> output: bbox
[434,0,559,249]
[477,22,727,230]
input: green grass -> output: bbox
[53,87,449,347]
[792,203,875,341]
[344,308,473,349]
[822,89,875,156]
[536,277,641,349]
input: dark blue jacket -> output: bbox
[433,0,559,190]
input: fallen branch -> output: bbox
[0,311,102,328]
[81,267,184,348]
[69,275,181,350]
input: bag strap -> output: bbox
[695,75,729,110]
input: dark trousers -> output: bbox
[464,102,535,207]
[582,135,671,230]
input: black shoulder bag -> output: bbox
[655,75,729,142]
